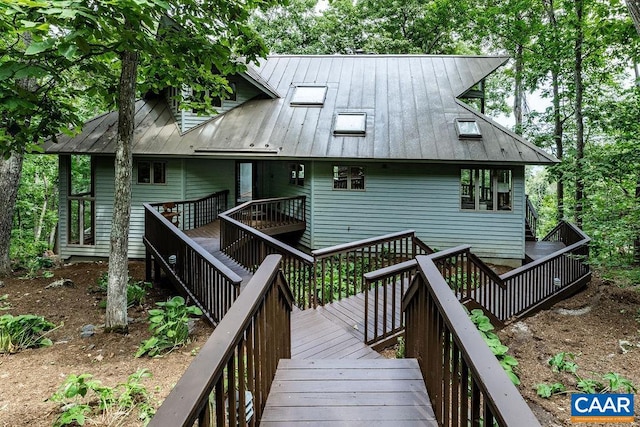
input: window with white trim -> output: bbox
[138,161,166,184]
[289,163,305,186]
[461,168,512,211]
[333,166,365,190]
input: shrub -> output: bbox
[136,296,202,357]
[0,313,55,353]
[49,369,155,426]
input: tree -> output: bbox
[628,0,640,34]
[0,3,87,276]
[8,0,281,330]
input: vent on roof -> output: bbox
[291,86,327,106]
[334,112,366,136]
[455,119,481,138]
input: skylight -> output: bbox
[455,119,482,138]
[334,113,367,136]
[291,86,327,106]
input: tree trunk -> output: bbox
[635,178,640,265]
[628,0,640,35]
[0,152,25,276]
[574,0,585,228]
[552,68,564,221]
[105,46,139,332]
[513,43,524,135]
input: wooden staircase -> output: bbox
[261,359,436,426]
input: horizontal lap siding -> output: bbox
[184,159,235,200]
[178,79,263,132]
[310,162,525,260]
[264,161,312,248]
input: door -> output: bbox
[236,161,257,204]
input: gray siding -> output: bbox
[309,162,525,260]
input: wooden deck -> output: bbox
[261,359,437,426]
[183,220,253,284]
[525,240,566,261]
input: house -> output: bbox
[44,55,556,266]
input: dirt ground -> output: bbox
[499,275,640,426]
[1,261,640,426]
[0,260,212,427]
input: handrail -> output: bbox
[143,204,242,324]
[149,190,229,231]
[219,203,315,308]
[313,230,433,305]
[363,222,592,345]
[312,229,423,257]
[525,195,538,239]
[224,196,306,233]
[149,255,293,427]
[404,256,541,427]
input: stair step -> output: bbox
[261,358,436,425]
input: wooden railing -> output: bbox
[149,255,293,427]
[499,221,591,320]
[404,256,541,427]
[149,190,229,232]
[220,199,434,309]
[225,196,306,234]
[363,260,417,344]
[143,204,242,325]
[314,230,433,305]
[525,195,538,239]
[219,200,315,308]
[363,221,591,344]
[67,192,95,245]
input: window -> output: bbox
[138,161,166,184]
[190,88,222,113]
[455,119,481,138]
[228,82,237,102]
[291,86,327,106]
[334,113,366,135]
[333,166,365,190]
[289,163,305,186]
[461,168,512,211]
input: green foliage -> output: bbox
[548,352,578,374]
[468,309,520,385]
[537,352,637,398]
[395,336,405,359]
[96,272,152,308]
[536,382,566,398]
[446,266,480,292]
[136,296,202,358]
[49,369,155,426]
[0,313,55,353]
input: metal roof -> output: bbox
[45,55,557,164]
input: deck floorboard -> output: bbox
[261,359,436,426]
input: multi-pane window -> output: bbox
[289,163,305,186]
[333,166,365,190]
[138,161,166,184]
[460,168,512,211]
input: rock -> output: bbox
[618,340,637,354]
[508,321,533,342]
[0,280,4,288]
[80,324,95,339]
[45,279,74,289]
[188,319,197,335]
